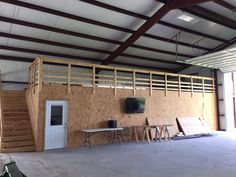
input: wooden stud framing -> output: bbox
[93,66,96,94]
[202,78,205,98]
[178,75,181,97]
[28,57,216,96]
[191,76,193,97]
[165,74,167,96]
[114,69,117,95]
[68,63,71,94]
[150,72,152,96]
[133,70,136,96]
[38,58,43,92]
[212,79,215,94]
[33,63,36,94]
[28,66,32,88]
[41,57,212,79]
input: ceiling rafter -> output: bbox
[158,20,226,42]
[102,0,213,65]
[146,31,211,51]
[0,43,184,66]
[182,6,236,30]
[0,0,210,51]
[209,36,236,52]
[0,0,132,33]
[130,44,191,57]
[175,65,191,73]
[0,45,101,62]
[120,53,186,66]
[0,32,112,54]
[157,0,236,30]
[0,55,175,72]
[79,0,226,43]
[0,32,111,54]
[157,0,236,72]
[0,16,195,58]
[143,34,210,50]
[0,16,121,44]
[0,54,34,62]
[214,0,236,11]
[176,36,236,73]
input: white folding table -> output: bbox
[81,128,123,148]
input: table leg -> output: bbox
[84,133,87,147]
[166,126,171,141]
[113,130,123,144]
[155,127,161,142]
[133,127,139,143]
[145,128,150,143]
[160,127,163,141]
[164,127,168,141]
[84,132,92,148]
[118,130,123,144]
[142,127,145,142]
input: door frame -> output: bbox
[44,100,68,150]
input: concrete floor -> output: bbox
[1,132,236,177]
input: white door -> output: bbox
[45,101,68,150]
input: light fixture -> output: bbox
[177,14,199,24]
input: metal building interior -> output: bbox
[0,0,236,177]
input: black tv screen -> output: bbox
[125,98,145,114]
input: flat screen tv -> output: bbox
[125,98,145,114]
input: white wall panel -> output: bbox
[0,60,29,90]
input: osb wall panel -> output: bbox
[26,87,40,151]
[0,95,2,141]
[36,85,217,151]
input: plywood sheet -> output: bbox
[176,117,208,135]
[27,85,217,151]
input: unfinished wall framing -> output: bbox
[26,57,217,151]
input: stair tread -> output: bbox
[2,140,35,148]
[2,130,33,136]
[1,146,35,153]
[2,135,33,142]
[3,122,30,125]
[3,117,29,119]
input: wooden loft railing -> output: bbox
[28,57,215,97]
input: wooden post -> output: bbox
[150,72,152,96]
[202,78,205,98]
[165,74,167,96]
[38,59,43,92]
[93,66,95,94]
[28,66,31,88]
[178,75,181,97]
[133,70,136,96]
[68,64,71,94]
[114,69,117,95]
[33,64,36,94]
[191,76,193,97]
[212,79,215,94]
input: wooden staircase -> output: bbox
[0,91,35,152]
